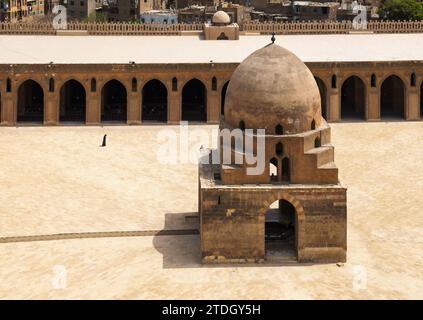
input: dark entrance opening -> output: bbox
[101,80,127,122]
[59,80,86,122]
[17,80,44,123]
[217,32,229,40]
[380,75,405,119]
[142,79,168,122]
[282,157,290,182]
[182,79,207,122]
[269,157,278,182]
[341,76,366,120]
[314,77,327,119]
[221,81,229,117]
[265,199,296,259]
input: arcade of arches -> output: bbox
[0,64,422,125]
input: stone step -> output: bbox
[305,145,334,167]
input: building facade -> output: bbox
[0,59,421,126]
[0,31,422,126]
[65,0,96,20]
[0,0,45,21]
[199,43,347,263]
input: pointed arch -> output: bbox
[331,75,337,89]
[212,77,217,91]
[132,77,137,92]
[182,78,207,122]
[269,157,278,182]
[314,77,327,119]
[341,75,366,120]
[91,78,97,92]
[101,79,127,122]
[142,79,168,122]
[380,75,405,119]
[276,142,283,156]
[17,79,44,123]
[275,124,283,135]
[371,74,376,87]
[49,78,55,92]
[59,79,86,122]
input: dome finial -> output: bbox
[271,32,276,44]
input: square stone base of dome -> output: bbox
[199,162,347,264]
[203,23,240,40]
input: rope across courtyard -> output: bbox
[0,229,199,243]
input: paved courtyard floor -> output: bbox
[0,121,422,299]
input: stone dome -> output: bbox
[212,11,231,25]
[224,43,322,134]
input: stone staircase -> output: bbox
[304,143,338,182]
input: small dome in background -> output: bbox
[212,11,231,26]
[224,43,322,134]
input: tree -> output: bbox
[379,0,423,20]
[83,12,108,23]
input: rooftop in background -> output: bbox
[1,33,423,64]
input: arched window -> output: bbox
[371,74,376,87]
[212,77,217,91]
[6,78,11,92]
[239,120,245,131]
[132,77,137,92]
[411,73,416,87]
[275,124,283,135]
[282,157,290,182]
[314,136,321,148]
[270,157,278,182]
[331,75,337,89]
[172,77,177,91]
[217,32,229,40]
[91,78,96,92]
[49,78,55,92]
[311,119,316,130]
[276,142,283,156]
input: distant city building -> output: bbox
[105,0,133,21]
[0,0,45,21]
[176,0,218,9]
[178,3,249,25]
[250,1,339,22]
[203,10,239,39]
[140,9,177,23]
[63,0,98,20]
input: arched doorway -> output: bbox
[17,79,44,123]
[101,80,127,122]
[59,80,86,122]
[314,77,327,119]
[221,81,229,117]
[380,75,405,119]
[269,157,278,182]
[265,199,296,259]
[142,79,167,122]
[341,76,366,119]
[182,79,207,122]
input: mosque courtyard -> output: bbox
[0,121,422,299]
